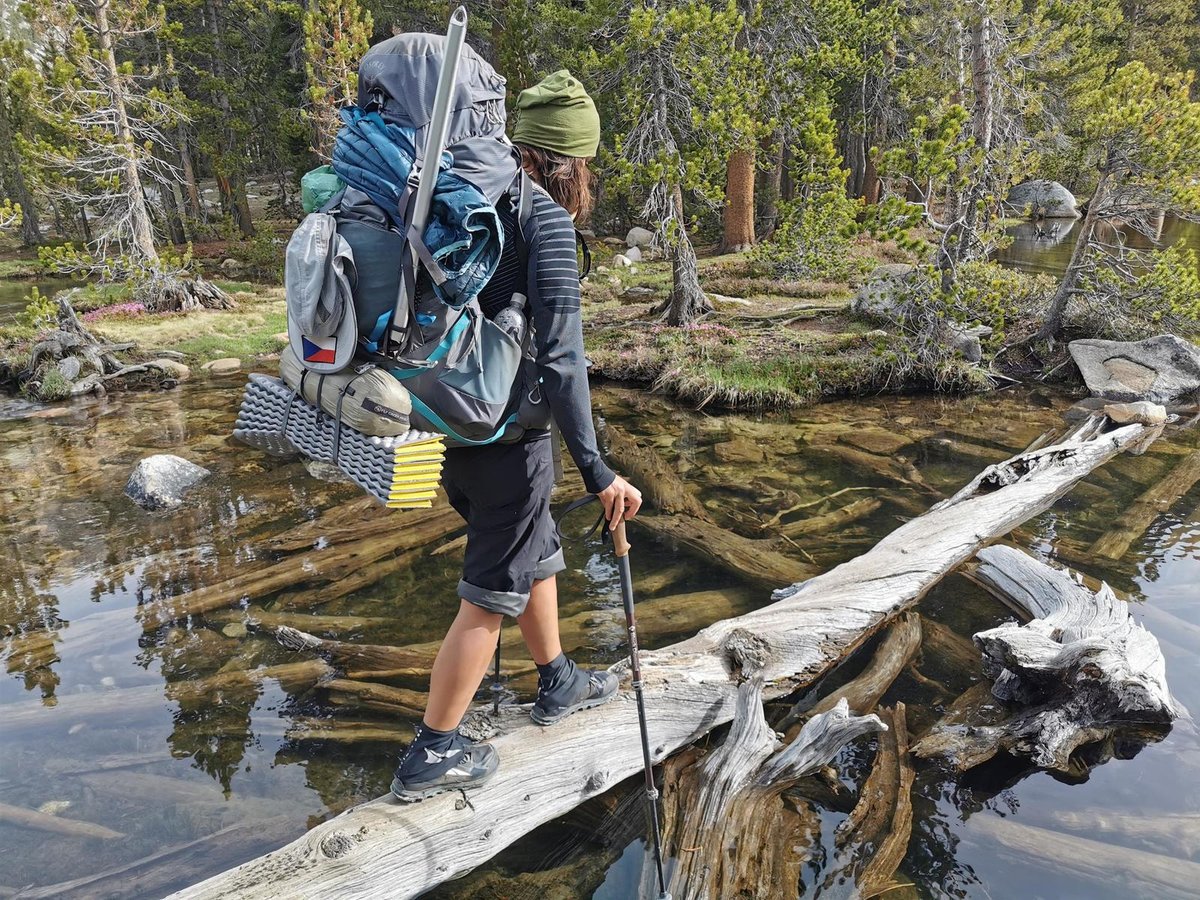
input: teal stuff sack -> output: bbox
[301,165,345,213]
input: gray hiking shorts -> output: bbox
[442,434,565,617]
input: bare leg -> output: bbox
[423,600,502,731]
[517,575,563,666]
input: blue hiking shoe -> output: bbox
[531,657,619,726]
[390,726,498,802]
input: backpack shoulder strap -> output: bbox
[512,170,534,274]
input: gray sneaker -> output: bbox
[391,731,499,802]
[532,667,619,726]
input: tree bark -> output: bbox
[666,185,711,326]
[0,96,41,245]
[166,50,203,223]
[759,133,784,238]
[659,684,885,899]
[166,416,1151,900]
[719,148,755,254]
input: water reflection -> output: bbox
[0,378,1198,897]
[996,215,1200,278]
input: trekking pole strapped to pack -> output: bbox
[387,5,469,357]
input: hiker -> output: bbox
[391,70,644,801]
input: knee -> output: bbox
[456,598,504,628]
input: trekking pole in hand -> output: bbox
[611,517,671,900]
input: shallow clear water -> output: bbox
[995,216,1200,278]
[0,374,1197,898]
[0,275,80,320]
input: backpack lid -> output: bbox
[356,33,520,205]
[284,213,359,374]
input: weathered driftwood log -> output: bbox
[781,613,921,738]
[822,704,914,898]
[269,549,428,612]
[914,545,1180,772]
[600,421,815,584]
[209,608,394,638]
[778,497,882,539]
[1089,449,1200,559]
[0,800,125,840]
[168,417,1148,900]
[661,686,884,899]
[917,614,981,674]
[966,815,1200,900]
[320,679,426,719]
[283,718,412,744]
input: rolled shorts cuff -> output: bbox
[532,547,566,582]
[458,579,530,617]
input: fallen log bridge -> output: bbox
[170,416,1147,900]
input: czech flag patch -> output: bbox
[302,335,337,364]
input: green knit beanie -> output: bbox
[511,70,601,159]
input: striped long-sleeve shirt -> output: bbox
[477,189,615,494]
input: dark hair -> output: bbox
[516,143,594,222]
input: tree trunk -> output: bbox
[93,0,159,263]
[166,416,1152,900]
[760,133,784,239]
[0,97,41,245]
[861,145,881,205]
[161,165,188,245]
[719,148,755,253]
[666,186,711,326]
[166,51,203,223]
[205,0,254,237]
[914,544,1179,773]
[1039,174,1108,339]
[659,684,886,900]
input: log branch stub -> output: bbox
[662,689,885,899]
[825,703,914,898]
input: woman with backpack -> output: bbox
[391,70,643,801]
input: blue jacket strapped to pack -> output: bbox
[331,105,503,312]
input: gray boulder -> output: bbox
[1069,335,1200,404]
[125,454,211,510]
[57,357,82,381]
[1005,180,1080,219]
[851,264,916,320]
[625,226,654,249]
[624,245,643,263]
[945,324,993,364]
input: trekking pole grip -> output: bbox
[612,518,631,558]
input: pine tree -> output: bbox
[0,37,43,245]
[29,0,230,309]
[1039,63,1200,338]
[602,0,745,326]
[303,0,372,160]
